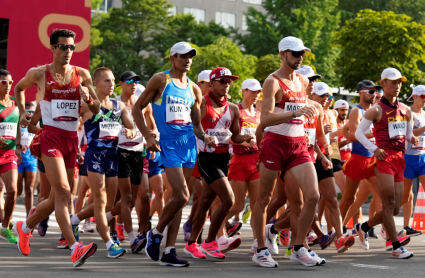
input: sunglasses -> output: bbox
[0,80,13,85]
[26,110,35,113]
[308,78,318,83]
[214,78,232,85]
[416,95,425,99]
[125,79,140,85]
[200,81,210,84]
[328,95,334,100]
[289,50,305,58]
[360,89,377,95]
[52,44,76,51]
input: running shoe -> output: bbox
[131,233,147,254]
[184,242,206,259]
[306,231,317,244]
[351,228,358,237]
[116,224,125,241]
[319,231,336,250]
[232,217,240,225]
[145,229,163,261]
[308,250,326,265]
[310,237,320,246]
[71,242,97,267]
[161,225,168,248]
[14,221,31,256]
[82,221,94,233]
[252,248,278,268]
[368,228,378,239]
[110,231,121,245]
[38,217,49,237]
[265,224,279,255]
[280,229,290,246]
[290,247,317,267]
[242,203,251,224]
[381,228,387,240]
[404,226,423,237]
[183,220,192,242]
[218,236,241,253]
[392,246,413,259]
[250,239,258,254]
[200,240,225,259]
[385,236,411,251]
[70,215,79,242]
[0,228,17,244]
[226,222,242,237]
[160,248,189,267]
[355,223,369,250]
[268,219,277,224]
[398,229,407,237]
[334,235,355,253]
[107,243,127,258]
[284,247,292,259]
[58,238,69,249]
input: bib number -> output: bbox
[241,127,256,143]
[413,135,425,150]
[21,130,34,146]
[304,128,316,148]
[0,123,17,140]
[284,102,305,124]
[118,127,145,146]
[166,103,191,125]
[388,121,406,139]
[51,99,79,121]
[208,128,231,145]
[99,122,121,140]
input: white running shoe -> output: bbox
[355,223,369,250]
[265,224,279,255]
[308,250,326,265]
[290,247,317,267]
[252,249,278,268]
[82,221,94,233]
[306,232,318,244]
[250,239,258,254]
[392,246,413,259]
[161,225,168,248]
[217,235,241,253]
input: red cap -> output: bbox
[209,67,239,81]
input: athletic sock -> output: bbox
[128,231,136,245]
[106,211,114,222]
[294,245,303,252]
[22,221,32,233]
[165,246,174,254]
[70,242,78,255]
[2,226,7,231]
[188,240,196,246]
[105,239,114,250]
[148,216,152,221]
[71,214,81,225]
[343,226,347,234]
[205,240,212,244]
[392,241,401,250]
[152,227,163,235]
[256,247,267,253]
[270,225,278,235]
[361,222,371,233]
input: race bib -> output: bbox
[0,123,17,140]
[413,135,425,150]
[118,127,145,146]
[21,130,34,146]
[99,122,121,140]
[166,103,191,125]
[304,128,316,147]
[241,127,256,142]
[208,128,231,145]
[340,140,352,152]
[330,127,338,142]
[283,102,305,124]
[388,121,406,139]
[51,99,79,121]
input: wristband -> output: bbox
[84,97,93,104]
[201,133,206,142]
[16,143,22,149]
[293,110,296,118]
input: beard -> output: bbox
[285,59,300,70]
[363,95,375,104]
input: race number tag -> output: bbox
[51,99,79,121]
[99,122,121,140]
[166,103,191,125]
[241,127,256,142]
[413,136,425,150]
[118,127,144,146]
[0,123,17,140]
[208,128,231,145]
[283,102,305,124]
[21,129,35,146]
[304,128,316,147]
[388,121,406,139]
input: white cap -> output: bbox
[312,82,331,96]
[278,36,311,52]
[197,70,212,83]
[295,65,321,79]
[241,79,262,91]
[334,99,349,109]
[407,85,425,102]
[381,67,406,82]
[170,42,197,56]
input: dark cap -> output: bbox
[120,71,141,82]
[356,80,382,92]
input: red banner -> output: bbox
[0,0,91,101]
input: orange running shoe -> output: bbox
[71,242,98,267]
[14,221,31,256]
[116,224,125,241]
[280,229,290,246]
[334,235,355,253]
[57,238,69,249]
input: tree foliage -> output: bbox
[336,9,425,99]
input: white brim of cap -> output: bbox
[280,46,311,52]
[172,48,197,56]
[334,104,349,109]
[243,85,262,91]
[406,93,425,102]
[382,76,407,82]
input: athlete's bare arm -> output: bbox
[118,101,136,139]
[255,123,265,149]
[78,68,100,114]
[315,102,331,155]
[406,106,419,145]
[194,92,214,148]
[80,101,94,123]
[362,104,385,159]
[229,103,253,144]
[339,122,351,148]
[348,107,374,142]
[28,104,41,134]
[144,103,156,132]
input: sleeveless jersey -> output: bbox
[21,127,35,147]
[303,101,318,150]
[373,98,407,152]
[405,110,425,155]
[352,105,374,157]
[0,97,19,150]
[152,70,194,139]
[116,95,146,152]
[264,74,307,138]
[197,95,232,154]
[233,104,260,155]
[40,65,81,132]
[84,99,122,149]
[337,120,352,161]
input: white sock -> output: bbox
[106,212,114,222]
[71,214,81,225]
[218,235,226,242]
[2,226,7,231]
[117,222,123,226]
[70,242,79,255]
[128,231,136,245]
[22,221,32,233]
[165,246,174,254]
[152,227,163,235]
[105,239,114,250]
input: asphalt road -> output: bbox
[0,205,424,278]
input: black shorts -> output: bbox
[79,158,87,177]
[37,158,45,173]
[118,148,144,185]
[315,156,334,182]
[198,152,230,185]
[332,159,342,173]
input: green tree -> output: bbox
[336,9,425,99]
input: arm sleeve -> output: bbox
[406,120,413,143]
[355,118,378,153]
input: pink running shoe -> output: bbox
[184,242,206,259]
[200,240,225,259]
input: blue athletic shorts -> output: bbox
[404,154,425,180]
[79,157,87,177]
[148,152,164,178]
[159,134,197,169]
[85,147,118,178]
[18,152,37,173]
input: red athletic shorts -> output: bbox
[191,158,201,178]
[228,153,260,182]
[308,147,316,163]
[259,132,311,171]
[376,150,405,182]
[340,151,351,163]
[0,149,17,174]
[342,153,375,182]
[143,157,149,174]
[40,126,78,169]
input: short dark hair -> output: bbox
[93,67,112,82]
[25,102,34,108]
[50,29,76,45]
[0,69,10,78]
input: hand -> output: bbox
[146,136,161,152]
[241,140,255,147]
[244,134,254,143]
[149,151,156,160]
[321,156,332,170]
[124,128,134,139]
[411,136,419,146]
[204,134,215,148]
[20,113,31,128]
[324,124,333,134]
[22,145,28,154]
[16,151,22,165]
[295,106,316,118]
[0,137,8,148]
[80,84,90,102]
[374,148,387,161]
[78,153,85,165]
[304,133,311,146]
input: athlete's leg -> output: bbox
[343,180,371,226]
[23,170,36,216]
[69,171,78,215]
[0,180,4,221]
[402,178,414,228]
[17,172,24,202]
[117,177,134,234]
[162,172,173,204]
[318,197,325,225]
[1,168,18,228]
[334,170,346,195]
[247,178,260,238]
[225,180,245,223]
[137,173,150,234]
[149,174,164,217]
[74,177,89,214]
[339,176,360,221]
[266,180,287,223]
